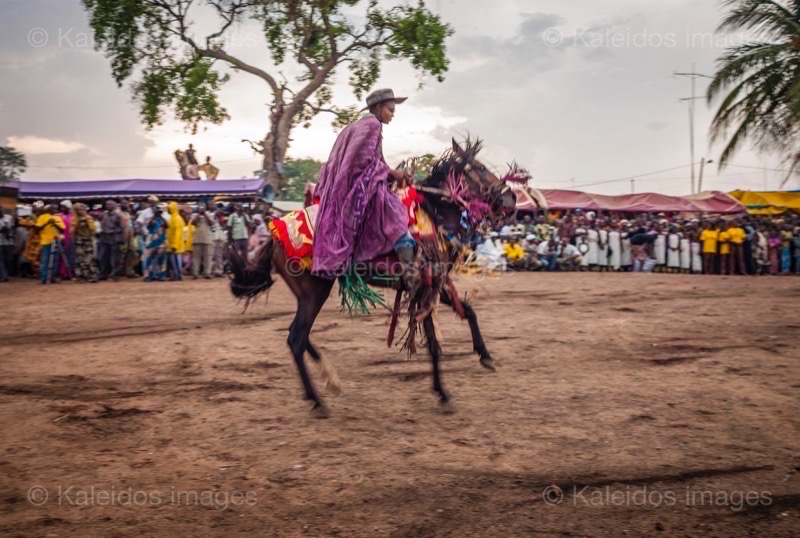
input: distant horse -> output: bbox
[227,139,517,417]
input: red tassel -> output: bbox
[447,278,465,319]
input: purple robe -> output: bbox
[311,114,407,279]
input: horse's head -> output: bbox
[449,138,517,220]
[421,138,517,229]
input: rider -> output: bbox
[312,88,416,282]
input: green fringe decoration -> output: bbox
[338,267,386,317]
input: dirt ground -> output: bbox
[1,272,799,537]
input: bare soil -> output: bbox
[1,273,799,537]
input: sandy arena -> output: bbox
[1,273,799,537]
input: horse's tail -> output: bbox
[227,239,276,305]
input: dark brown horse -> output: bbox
[227,139,516,417]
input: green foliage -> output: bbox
[82,0,453,139]
[0,147,27,183]
[707,0,800,174]
[280,157,322,201]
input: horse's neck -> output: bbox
[418,188,473,247]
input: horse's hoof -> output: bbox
[439,400,456,415]
[480,356,497,372]
[324,378,341,396]
[310,403,330,419]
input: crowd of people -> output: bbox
[0,197,275,284]
[472,212,800,275]
[2,199,800,285]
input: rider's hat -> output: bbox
[365,88,407,108]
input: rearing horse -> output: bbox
[227,138,516,417]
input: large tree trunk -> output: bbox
[261,113,291,194]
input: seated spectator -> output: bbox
[503,237,527,270]
[536,239,558,271]
[557,238,582,271]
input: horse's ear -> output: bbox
[452,138,464,154]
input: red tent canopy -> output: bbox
[515,188,744,214]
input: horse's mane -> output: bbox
[421,137,484,189]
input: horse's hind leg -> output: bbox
[306,339,341,394]
[423,315,453,413]
[287,319,341,394]
[287,282,334,418]
[440,291,496,371]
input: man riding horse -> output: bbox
[312,88,417,287]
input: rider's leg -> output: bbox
[394,231,419,294]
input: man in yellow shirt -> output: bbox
[503,237,527,270]
[718,222,732,275]
[34,204,65,283]
[699,222,719,275]
[727,220,747,275]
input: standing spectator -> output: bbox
[99,200,124,281]
[718,221,732,275]
[119,199,137,277]
[0,207,14,281]
[136,196,170,276]
[228,204,251,259]
[190,202,213,279]
[166,202,186,280]
[34,204,65,284]
[666,225,681,273]
[768,230,781,275]
[780,224,794,273]
[793,227,800,275]
[653,222,667,272]
[58,201,74,279]
[71,203,99,283]
[209,203,227,277]
[728,220,747,275]
[754,226,769,274]
[608,222,622,271]
[700,222,719,275]
[185,144,199,179]
[200,156,219,180]
[144,207,167,281]
[182,205,194,276]
[679,224,691,274]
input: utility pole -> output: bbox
[698,158,713,192]
[631,179,635,194]
[675,64,713,194]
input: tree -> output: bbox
[707,0,800,184]
[0,147,27,183]
[82,0,453,191]
[280,157,322,201]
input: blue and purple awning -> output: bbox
[12,178,266,201]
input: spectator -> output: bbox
[700,222,719,275]
[99,200,124,281]
[71,203,99,283]
[190,202,214,279]
[0,207,14,282]
[34,204,65,284]
[228,204,251,259]
[166,202,186,281]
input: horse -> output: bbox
[227,138,517,418]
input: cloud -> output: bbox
[7,135,92,155]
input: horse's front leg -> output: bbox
[439,291,497,371]
[423,315,453,413]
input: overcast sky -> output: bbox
[0,0,794,193]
